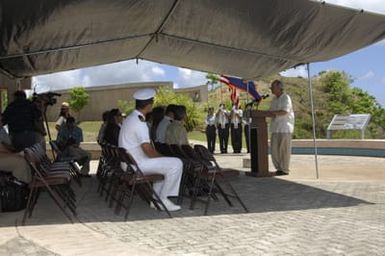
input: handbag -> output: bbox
[0,172,29,212]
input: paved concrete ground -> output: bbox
[1,153,384,255]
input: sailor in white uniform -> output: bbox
[118,88,183,211]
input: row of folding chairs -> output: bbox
[154,143,249,215]
[96,143,172,220]
[22,143,82,225]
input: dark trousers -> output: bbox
[218,124,229,153]
[10,130,44,152]
[244,124,250,153]
[206,125,216,153]
[231,124,242,153]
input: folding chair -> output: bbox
[22,144,77,225]
[26,144,77,208]
[168,144,206,205]
[48,141,82,186]
[97,143,123,200]
[193,144,248,214]
[114,148,172,220]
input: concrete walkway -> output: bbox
[1,153,384,255]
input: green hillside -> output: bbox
[207,71,385,139]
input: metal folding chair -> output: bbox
[22,144,76,225]
[193,144,248,214]
[113,148,172,220]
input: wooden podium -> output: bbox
[245,110,271,177]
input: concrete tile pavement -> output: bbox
[1,153,384,255]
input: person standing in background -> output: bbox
[55,102,71,131]
[205,107,216,153]
[215,103,230,154]
[230,103,243,153]
[243,103,253,154]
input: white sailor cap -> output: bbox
[133,88,156,100]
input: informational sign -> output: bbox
[327,114,371,139]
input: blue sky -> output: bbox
[33,0,385,107]
[281,40,385,106]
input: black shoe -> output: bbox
[275,171,288,176]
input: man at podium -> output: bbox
[267,80,295,176]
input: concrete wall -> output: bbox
[45,82,173,121]
[45,139,385,160]
[176,84,208,102]
[45,82,208,121]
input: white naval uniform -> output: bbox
[118,110,183,199]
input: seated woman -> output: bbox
[103,108,123,146]
[0,113,31,183]
[165,105,189,145]
[97,110,110,144]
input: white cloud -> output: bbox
[32,69,83,93]
[280,65,308,78]
[376,39,385,47]
[33,60,172,91]
[33,60,207,91]
[175,67,207,87]
[358,70,375,80]
[151,66,165,76]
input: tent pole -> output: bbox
[306,63,319,179]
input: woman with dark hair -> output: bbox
[165,105,189,145]
[97,110,110,143]
[103,108,123,146]
[149,106,165,142]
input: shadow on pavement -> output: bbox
[0,174,372,227]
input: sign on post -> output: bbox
[327,114,371,139]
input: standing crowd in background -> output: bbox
[205,101,251,154]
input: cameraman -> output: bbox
[2,90,44,151]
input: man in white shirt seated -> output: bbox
[155,104,177,143]
[118,89,183,211]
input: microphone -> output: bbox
[261,94,269,99]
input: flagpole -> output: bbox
[246,81,251,156]
[307,63,320,179]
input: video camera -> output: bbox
[33,92,61,106]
